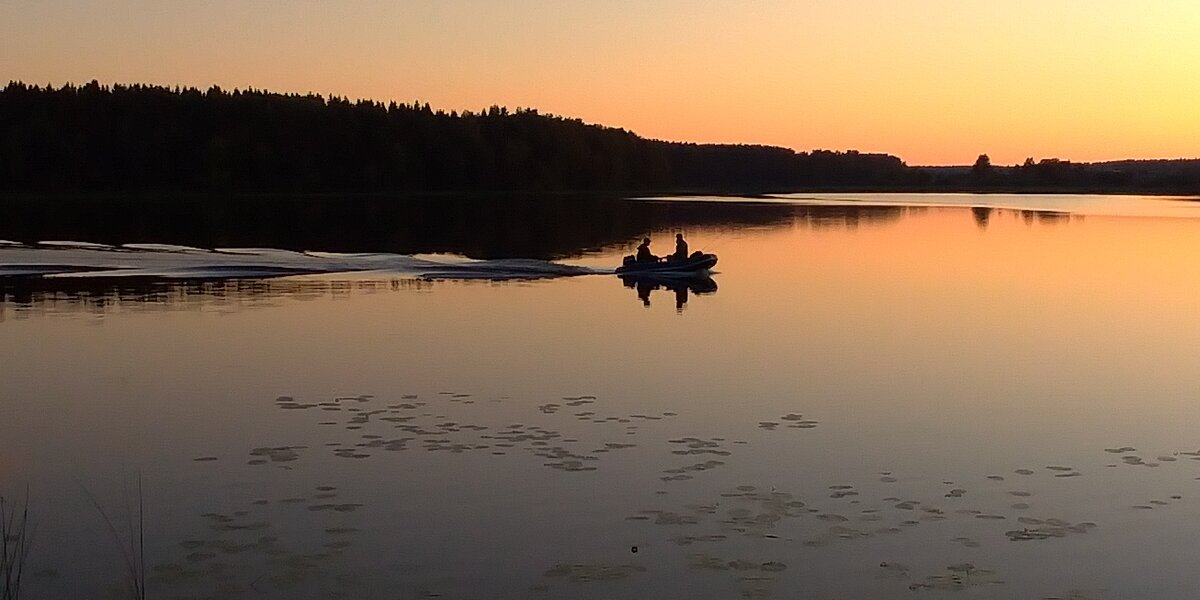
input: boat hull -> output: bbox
[615,253,717,275]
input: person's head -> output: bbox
[642,237,651,244]
[676,233,683,240]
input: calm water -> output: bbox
[4,194,1200,599]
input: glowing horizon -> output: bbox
[3,0,1198,166]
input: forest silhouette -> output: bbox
[2,81,1198,195]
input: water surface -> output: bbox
[3,194,1200,599]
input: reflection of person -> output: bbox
[673,284,687,311]
[634,280,686,310]
[621,274,717,311]
[670,233,688,261]
[636,279,653,306]
[635,237,658,263]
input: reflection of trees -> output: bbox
[789,205,906,230]
[1017,210,1071,225]
[0,268,725,318]
[1033,210,1071,224]
[971,206,992,229]
[0,277,429,320]
[0,196,908,260]
[0,271,719,318]
[965,207,1072,229]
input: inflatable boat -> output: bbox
[615,252,718,276]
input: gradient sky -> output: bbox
[3,0,1198,165]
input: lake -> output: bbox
[3,193,1200,599]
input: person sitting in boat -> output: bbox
[635,237,659,263]
[668,233,689,261]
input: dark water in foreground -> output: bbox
[3,194,1200,599]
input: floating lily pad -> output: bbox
[543,562,646,582]
[907,563,1003,591]
[308,503,363,513]
[878,561,910,580]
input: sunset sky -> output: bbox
[3,0,1198,165]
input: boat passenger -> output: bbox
[670,233,689,261]
[635,237,659,263]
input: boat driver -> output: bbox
[636,237,659,263]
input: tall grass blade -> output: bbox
[81,477,145,600]
[1,489,33,600]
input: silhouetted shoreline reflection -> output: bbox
[0,195,1088,275]
[0,195,799,260]
[1020,209,1073,225]
[0,195,916,259]
[620,273,718,312]
[0,272,727,318]
[972,206,992,229]
[0,276,432,319]
[971,208,1076,229]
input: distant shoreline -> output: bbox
[2,187,1198,203]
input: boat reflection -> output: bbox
[619,273,718,313]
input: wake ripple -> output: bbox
[0,243,610,280]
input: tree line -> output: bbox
[932,154,1200,193]
[0,81,916,193]
[1,81,1196,195]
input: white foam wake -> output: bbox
[0,243,610,280]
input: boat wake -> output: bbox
[0,243,609,280]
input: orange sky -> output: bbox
[3,0,1198,165]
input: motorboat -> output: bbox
[615,252,717,276]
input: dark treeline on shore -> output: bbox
[928,154,1200,194]
[0,81,914,193]
[2,81,1198,195]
